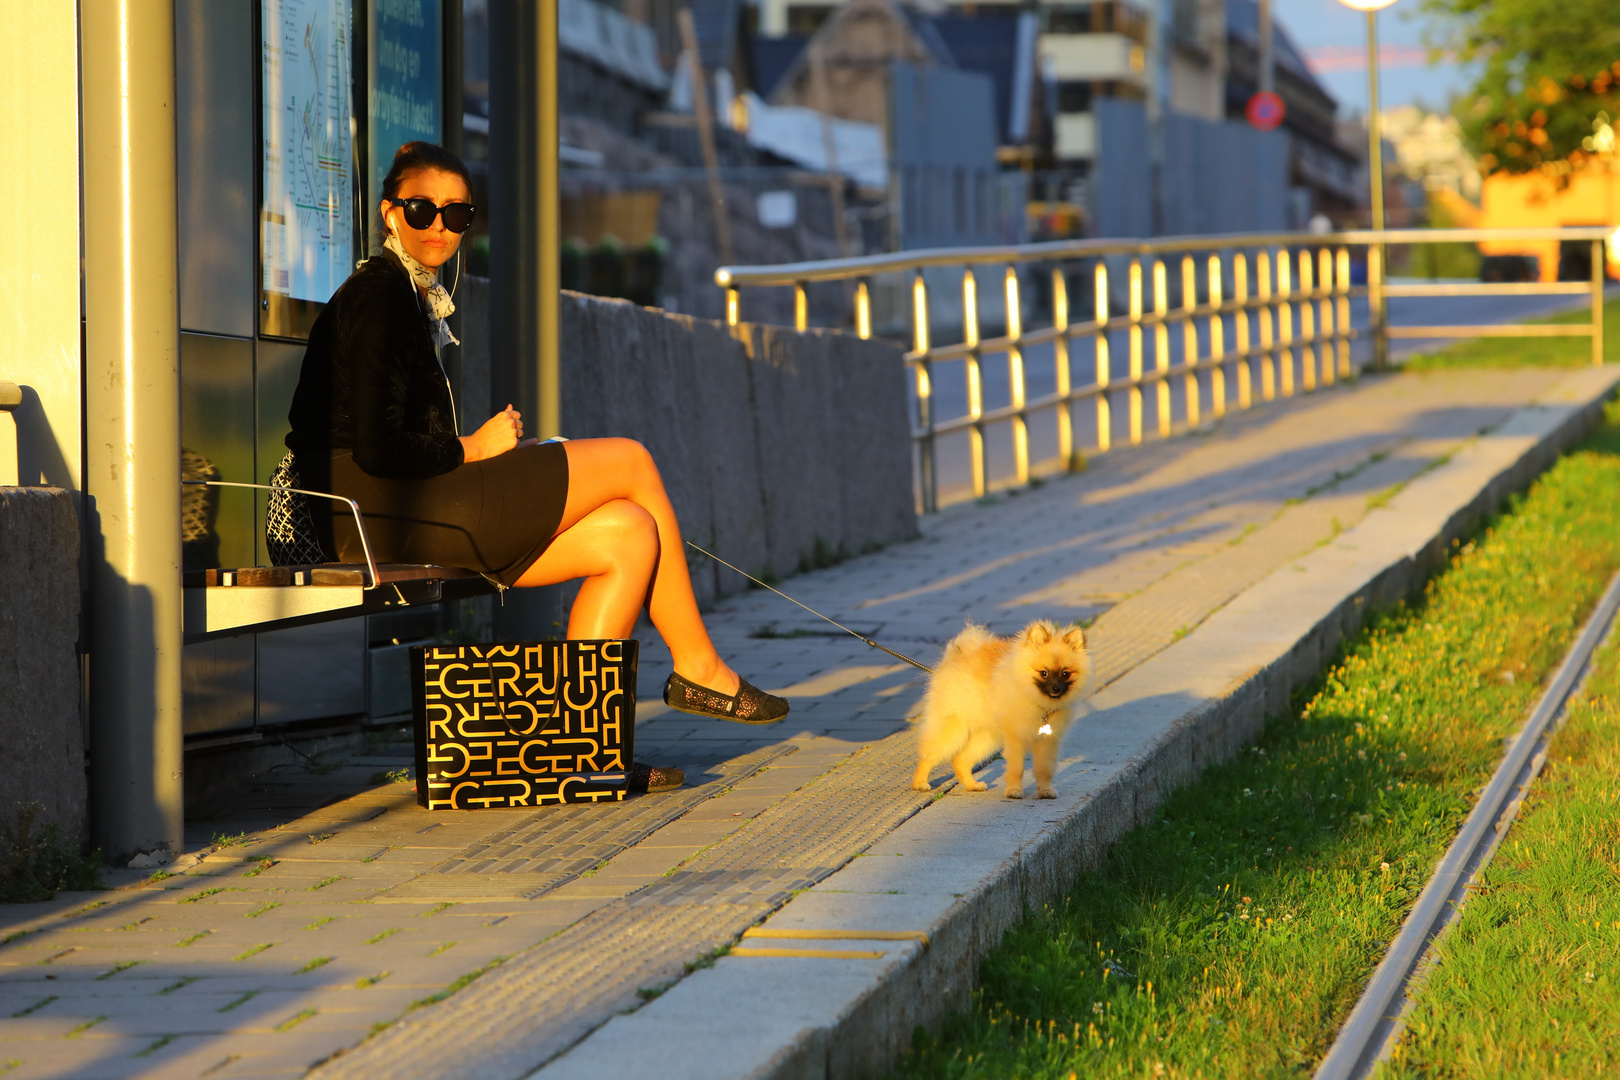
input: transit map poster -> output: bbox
[261,0,355,304]
[368,0,442,242]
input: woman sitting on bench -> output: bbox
[284,141,788,791]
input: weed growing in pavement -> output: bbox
[799,536,853,574]
[95,962,140,980]
[892,402,1620,1079]
[408,957,507,1011]
[276,1008,317,1031]
[749,625,826,640]
[683,944,731,973]
[1383,630,1620,1076]
[0,803,102,902]
[135,1035,176,1058]
[369,768,412,785]
[11,996,56,1018]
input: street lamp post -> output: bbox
[1337,0,1399,368]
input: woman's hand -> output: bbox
[460,404,540,463]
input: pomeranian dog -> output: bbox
[911,620,1091,799]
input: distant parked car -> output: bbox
[1480,254,1539,283]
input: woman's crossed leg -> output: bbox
[512,437,741,697]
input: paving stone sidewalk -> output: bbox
[0,365,1597,1080]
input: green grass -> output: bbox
[275,1008,317,1032]
[0,803,102,902]
[1381,628,1620,1077]
[1403,297,1618,371]
[892,401,1620,1079]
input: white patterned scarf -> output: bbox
[384,233,460,348]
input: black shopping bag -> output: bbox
[411,640,638,809]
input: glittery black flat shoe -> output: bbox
[628,762,684,793]
[663,672,789,724]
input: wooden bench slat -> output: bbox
[183,563,486,589]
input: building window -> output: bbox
[786,4,834,35]
[1045,4,1092,34]
[1056,81,1093,114]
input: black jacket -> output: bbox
[285,249,463,482]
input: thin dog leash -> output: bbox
[685,541,935,674]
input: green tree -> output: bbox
[1422,0,1620,180]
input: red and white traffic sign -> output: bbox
[1246,91,1286,131]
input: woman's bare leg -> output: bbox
[512,498,658,638]
[512,438,739,694]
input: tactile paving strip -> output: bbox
[310,734,939,1080]
[378,743,798,901]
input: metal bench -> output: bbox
[181,479,497,643]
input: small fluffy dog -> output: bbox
[912,620,1091,799]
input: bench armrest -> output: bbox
[182,480,380,589]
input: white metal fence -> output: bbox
[717,227,1612,512]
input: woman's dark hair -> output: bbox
[377,141,472,240]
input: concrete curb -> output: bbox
[539,367,1620,1080]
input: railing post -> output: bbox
[913,270,936,513]
[1181,256,1200,427]
[1593,239,1606,368]
[1336,247,1353,378]
[1208,254,1226,417]
[1299,250,1317,391]
[1153,260,1170,437]
[793,281,809,332]
[726,286,740,327]
[1128,258,1144,444]
[1258,251,1276,401]
[1370,239,1388,370]
[962,268,985,498]
[1005,266,1029,486]
[1234,254,1252,409]
[1318,248,1335,386]
[913,276,939,518]
[855,278,872,340]
[1277,249,1296,396]
[1052,267,1074,469]
[1094,261,1112,453]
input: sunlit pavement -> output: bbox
[0,362,1612,1080]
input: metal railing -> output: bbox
[717,227,1612,512]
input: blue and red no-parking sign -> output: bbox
[1246,91,1286,131]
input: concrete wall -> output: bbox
[0,487,85,841]
[1,5,82,493]
[457,277,919,605]
[555,291,918,604]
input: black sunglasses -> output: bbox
[389,197,477,233]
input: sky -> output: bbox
[1274,0,1479,117]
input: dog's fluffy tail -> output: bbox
[942,620,996,659]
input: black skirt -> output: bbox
[327,440,570,586]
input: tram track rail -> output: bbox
[1313,566,1620,1080]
